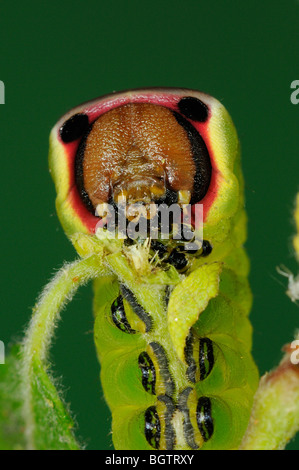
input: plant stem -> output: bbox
[21,254,107,449]
[240,341,299,450]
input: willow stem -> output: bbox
[21,254,106,449]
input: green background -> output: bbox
[1,0,299,450]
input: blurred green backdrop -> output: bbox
[1,0,299,450]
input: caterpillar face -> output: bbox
[49,88,240,251]
[73,102,211,212]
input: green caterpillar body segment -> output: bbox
[49,88,259,450]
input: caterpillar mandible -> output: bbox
[49,88,259,450]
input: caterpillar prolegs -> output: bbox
[49,88,259,450]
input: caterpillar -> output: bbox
[49,88,259,450]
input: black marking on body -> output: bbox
[60,113,90,143]
[172,111,211,204]
[184,330,214,383]
[145,406,160,449]
[138,351,156,394]
[158,395,176,450]
[111,295,136,334]
[150,240,168,258]
[196,397,214,442]
[184,330,197,383]
[120,284,152,332]
[75,121,95,213]
[178,97,209,123]
[167,249,188,271]
[163,188,178,205]
[150,342,175,398]
[176,239,213,257]
[201,240,213,257]
[164,285,172,307]
[177,387,199,450]
[199,338,214,381]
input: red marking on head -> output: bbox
[59,92,220,233]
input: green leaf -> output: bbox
[0,346,80,450]
[0,346,25,450]
[29,356,80,450]
[167,262,222,362]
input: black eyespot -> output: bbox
[138,352,156,394]
[196,397,214,442]
[145,406,160,449]
[59,113,89,143]
[178,97,209,122]
[111,295,136,334]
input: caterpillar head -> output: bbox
[49,88,242,266]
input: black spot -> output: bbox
[178,97,209,122]
[164,188,178,205]
[201,240,213,257]
[138,352,156,394]
[111,295,136,334]
[150,240,168,258]
[199,338,214,380]
[196,397,214,442]
[145,406,160,449]
[60,113,90,143]
[173,112,211,204]
[167,249,188,271]
[124,237,135,247]
[155,188,178,206]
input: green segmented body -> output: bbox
[93,247,257,450]
[49,88,259,450]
